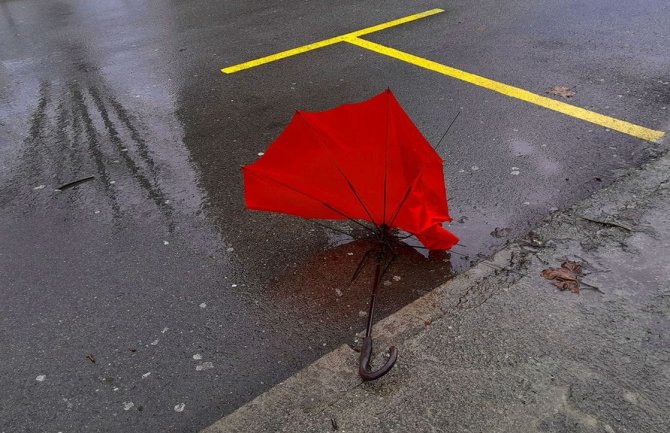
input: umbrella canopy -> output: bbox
[244,89,458,250]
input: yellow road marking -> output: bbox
[220,8,665,143]
[221,8,444,74]
[347,37,664,143]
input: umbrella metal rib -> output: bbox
[294,112,379,225]
[244,169,377,233]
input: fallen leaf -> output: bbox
[547,85,576,98]
[541,267,576,281]
[542,260,583,294]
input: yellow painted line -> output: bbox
[346,37,665,143]
[221,8,444,74]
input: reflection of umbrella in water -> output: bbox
[270,238,453,340]
[244,90,459,380]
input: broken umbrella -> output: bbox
[244,89,459,380]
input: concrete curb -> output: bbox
[202,247,517,433]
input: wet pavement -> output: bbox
[0,1,668,432]
[206,138,670,433]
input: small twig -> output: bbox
[576,215,632,232]
[57,176,95,191]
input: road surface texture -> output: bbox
[1,0,668,432]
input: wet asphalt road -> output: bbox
[1,1,668,432]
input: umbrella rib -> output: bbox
[387,168,434,229]
[387,183,414,228]
[350,248,374,283]
[321,202,376,233]
[343,178,377,226]
[433,111,460,151]
[295,112,379,226]
[246,168,376,233]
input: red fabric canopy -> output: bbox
[243,90,458,250]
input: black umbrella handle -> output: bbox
[358,336,398,381]
[357,249,398,381]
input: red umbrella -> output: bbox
[244,89,459,380]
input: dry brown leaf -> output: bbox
[547,86,576,98]
[542,267,577,281]
[542,260,583,294]
[552,279,580,294]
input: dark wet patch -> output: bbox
[269,238,454,344]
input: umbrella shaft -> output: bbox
[365,258,383,338]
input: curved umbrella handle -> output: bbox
[358,336,398,381]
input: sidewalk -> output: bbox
[204,149,670,433]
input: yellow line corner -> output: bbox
[218,8,665,143]
[221,8,444,74]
